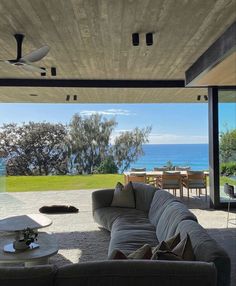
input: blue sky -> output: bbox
[0,103,209,144]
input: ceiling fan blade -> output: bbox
[20,63,46,73]
[21,45,50,62]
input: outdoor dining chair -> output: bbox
[182,171,207,200]
[157,171,182,197]
[224,183,236,228]
[127,172,147,184]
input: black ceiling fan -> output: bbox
[0,34,50,73]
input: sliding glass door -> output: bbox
[218,89,236,203]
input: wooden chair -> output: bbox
[182,171,207,200]
[127,172,147,184]
[157,171,182,197]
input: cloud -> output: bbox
[148,133,208,144]
[80,109,135,116]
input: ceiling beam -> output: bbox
[0,79,185,88]
[185,21,236,86]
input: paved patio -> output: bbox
[0,189,235,284]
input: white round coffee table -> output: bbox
[0,214,52,232]
[0,214,57,265]
[0,232,58,266]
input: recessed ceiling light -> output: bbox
[132,33,139,46]
[146,33,153,46]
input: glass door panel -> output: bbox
[218,89,236,202]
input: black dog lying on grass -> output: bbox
[39,205,79,214]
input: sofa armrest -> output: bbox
[55,260,217,286]
[92,189,114,214]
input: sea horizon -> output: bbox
[129,143,209,171]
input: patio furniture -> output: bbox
[92,184,230,286]
[130,168,146,172]
[153,167,169,171]
[126,172,147,184]
[175,166,191,171]
[157,171,183,197]
[182,171,207,200]
[224,183,236,228]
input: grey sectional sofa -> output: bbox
[92,182,231,286]
[0,183,230,286]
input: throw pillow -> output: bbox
[152,233,180,254]
[165,233,181,249]
[109,244,152,260]
[152,250,183,261]
[108,249,127,260]
[152,233,195,261]
[111,181,135,208]
[128,244,152,259]
[172,233,195,261]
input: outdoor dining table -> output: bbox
[123,170,209,185]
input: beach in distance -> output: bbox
[129,144,209,171]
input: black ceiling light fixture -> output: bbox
[197,95,201,101]
[66,94,79,102]
[132,33,139,46]
[40,67,46,77]
[0,34,50,74]
[204,95,208,101]
[146,33,153,46]
[51,67,56,76]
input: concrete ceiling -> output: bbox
[0,0,235,103]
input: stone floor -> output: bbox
[0,189,235,285]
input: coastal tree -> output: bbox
[113,127,152,172]
[0,122,68,175]
[68,113,117,174]
[219,129,236,162]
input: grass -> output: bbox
[6,174,124,192]
[3,174,236,192]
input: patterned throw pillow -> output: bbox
[111,181,135,208]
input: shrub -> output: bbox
[95,156,118,174]
[220,162,236,176]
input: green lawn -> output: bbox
[4,174,235,192]
[6,174,124,192]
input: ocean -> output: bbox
[129,144,209,171]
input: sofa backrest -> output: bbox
[54,260,216,286]
[148,190,179,227]
[0,265,56,286]
[131,182,157,211]
[176,220,231,286]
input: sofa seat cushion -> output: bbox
[93,207,147,231]
[111,211,155,232]
[108,229,158,256]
